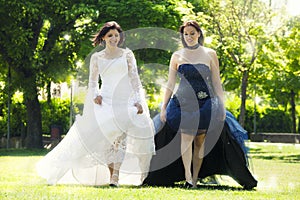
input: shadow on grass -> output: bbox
[251,154,300,163]
[51,183,247,191]
[249,146,300,163]
[139,182,252,191]
[51,180,248,191]
[0,148,48,156]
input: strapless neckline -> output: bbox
[178,63,209,70]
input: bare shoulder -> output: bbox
[172,49,183,61]
[174,48,184,55]
[203,46,217,55]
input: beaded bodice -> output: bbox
[175,63,214,102]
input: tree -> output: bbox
[260,15,300,133]
[194,0,273,127]
[0,0,191,148]
[283,16,300,133]
[75,0,194,115]
[0,0,98,148]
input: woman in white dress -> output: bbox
[36,21,155,187]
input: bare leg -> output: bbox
[108,163,114,178]
[181,133,194,185]
[110,162,121,186]
[192,131,206,188]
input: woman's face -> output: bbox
[102,29,120,48]
[183,25,200,47]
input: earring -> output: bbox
[100,40,106,46]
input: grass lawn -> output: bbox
[0,142,299,200]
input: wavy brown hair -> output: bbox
[179,20,204,47]
[92,21,124,47]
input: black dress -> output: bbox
[143,115,258,189]
[143,63,257,189]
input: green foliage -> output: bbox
[191,0,277,126]
[225,92,293,133]
[258,108,292,133]
[0,92,26,137]
[224,92,241,117]
[244,104,293,133]
[0,0,102,147]
[0,0,300,143]
[0,104,26,138]
[40,99,71,135]
[256,14,300,132]
[0,93,71,137]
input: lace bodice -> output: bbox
[36,49,155,187]
[88,48,143,105]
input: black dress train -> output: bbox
[143,111,258,189]
[143,62,257,189]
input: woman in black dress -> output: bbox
[143,20,257,189]
[159,20,225,188]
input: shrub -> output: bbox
[0,102,26,137]
[258,108,292,133]
[40,99,71,135]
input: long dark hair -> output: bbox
[92,21,124,47]
[179,20,204,47]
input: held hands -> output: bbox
[94,95,102,105]
[134,103,143,114]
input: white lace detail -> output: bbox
[126,50,142,104]
[105,133,127,164]
[36,48,155,186]
[88,53,100,98]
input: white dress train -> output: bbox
[36,48,155,186]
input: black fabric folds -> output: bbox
[143,122,257,189]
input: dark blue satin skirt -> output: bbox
[166,96,212,134]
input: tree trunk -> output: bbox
[298,116,300,133]
[290,90,296,133]
[47,81,51,104]
[239,69,249,128]
[24,80,43,149]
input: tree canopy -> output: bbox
[0,0,299,148]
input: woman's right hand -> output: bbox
[94,95,102,105]
[160,108,167,122]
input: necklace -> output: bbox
[186,43,200,50]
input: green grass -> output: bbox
[0,142,300,200]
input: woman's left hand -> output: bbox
[134,103,143,114]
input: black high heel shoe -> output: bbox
[109,183,118,187]
[184,181,193,188]
[109,174,119,187]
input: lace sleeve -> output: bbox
[126,50,142,104]
[88,53,100,99]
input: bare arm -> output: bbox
[160,53,179,122]
[210,50,225,109]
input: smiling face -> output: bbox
[183,25,200,47]
[102,29,120,48]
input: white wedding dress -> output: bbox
[36,48,155,186]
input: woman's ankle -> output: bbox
[110,173,119,186]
